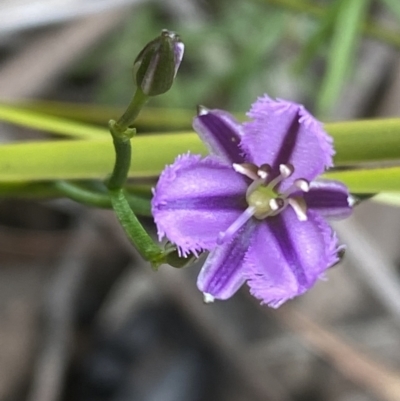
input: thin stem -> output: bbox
[54,180,151,215]
[109,188,165,267]
[116,88,149,131]
[107,133,132,190]
[107,88,149,189]
[260,0,400,49]
[106,88,166,266]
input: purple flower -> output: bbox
[152,95,353,307]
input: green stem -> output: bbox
[106,88,166,266]
[109,188,164,267]
[261,0,400,49]
[116,88,149,131]
[54,180,151,215]
[107,88,149,189]
[107,132,132,190]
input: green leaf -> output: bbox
[325,166,400,193]
[0,104,108,139]
[294,0,342,73]
[1,104,400,193]
[328,118,400,165]
[0,134,206,182]
[317,0,371,116]
[3,103,400,166]
[1,101,195,131]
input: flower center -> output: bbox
[247,186,276,218]
[217,162,310,245]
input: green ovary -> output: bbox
[247,186,276,219]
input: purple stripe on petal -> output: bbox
[157,195,245,211]
[193,110,245,164]
[243,208,340,307]
[304,179,352,220]
[241,96,334,188]
[152,154,247,255]
[267,213,308,289]
[197,219,256,299]
[271,114,300,175]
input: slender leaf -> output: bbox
[0,104,108,139]
[0,124,400,191]
[260,0,400,49]
[0,135,206,182]
[317,0,371,116]
[325,166,400,193]
[294,0,342,73]
[11,101,193,130]
[2,104,400,166]
[328,118,400,164]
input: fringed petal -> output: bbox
[241,95,334,189]
[243,208,340,307]
[152,154,247,255]
[197,219,256,299]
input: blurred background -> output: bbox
[1,1,400,401]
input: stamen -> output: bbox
[295,179,310,192]
[257,198,285,219]
[270,198,287,215]
[269,198,282,211]
[257,163,272,180]
[281,178,310,198]
[267,164,294,189]
[233,163,259,181]
[288,197,308,221]
[279,163,294,178]
[218,206,255,244]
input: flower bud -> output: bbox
[133,29,184,96]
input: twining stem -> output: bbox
[109,188,165,266]
[260,0,400,49]
[107,130,133,190]
[106,88,166,266]
[54,180,151,215]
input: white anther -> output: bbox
[295,179,310,193]
[233,163,259,181]
[269,198,282,211]
[203,293,215,303]
[257,170,268,180]
[279,163,294,178]
[257,164,272,180]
